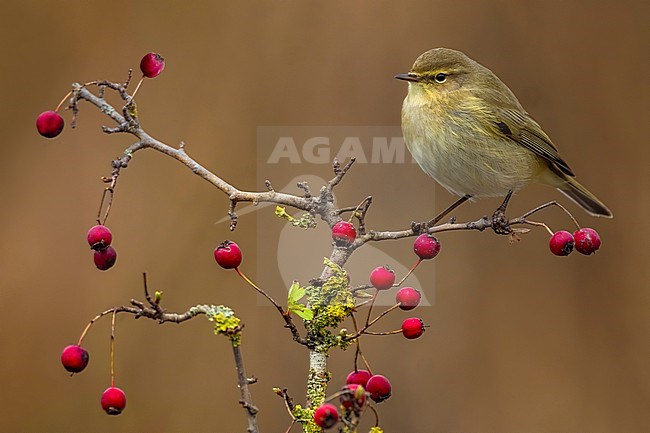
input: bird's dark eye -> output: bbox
[434,73,447,83]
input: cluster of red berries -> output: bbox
[60,345,126,415]
[36,52,165,139]
[54,52,166,417]
[313,370,392,429]
[549,228,601,256]
[370,265,427,339]
[369,233,440,341]
[87,225,117,270]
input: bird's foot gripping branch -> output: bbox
[41,52,606,432]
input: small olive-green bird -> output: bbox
[396,47,612,218]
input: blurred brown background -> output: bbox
[1,1,648,432]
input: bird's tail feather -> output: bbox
[556,175,613,218]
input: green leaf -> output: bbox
[287,281,313,320]
[292,305,314,320]
[288,280,306,305]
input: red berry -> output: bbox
[549,230,574,256]
[402,317,426,339]
[332,221,356,246]
[101,386,126,415]
[94,246,117,270]
[573,228,601,255]
[339,384,366,410]
[36,110,64,138]
[413,233,441,260]
[61,345,89,373]
[369,266,395,291]
[346,369,372,388]
[313,403,339,429]
[140,52,165,78]
[214,240,242,269]
[87,225,113,250]
[366,374,392,403]
[396,287,421,310]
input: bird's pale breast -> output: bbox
[401,87,542,198]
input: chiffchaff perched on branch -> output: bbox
[396,47,613,219]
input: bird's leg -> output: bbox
[412,194,472,234]
[429,194,472,226]
[491,190,513,235]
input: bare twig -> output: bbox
[55,90,72,112]
[77,301,260,432]
[73,83,313,214]
[363,330,402,336]
[232,344,260,433]
[123,69,133,89]
[350,196,373,235]
[395,259,421,286]
[235,268,307,346]
[350,314,373,373]
[363,290,378,328]
[274,387,296,413]
[141,273,164,316]
[296,181,312,198]
[228,199,238,231]
[327,158,356,190]
[110,310,117,386]
[517,200,580,229]
[356,199,574,246]
[346,303,401,341]
[283,420,297,433]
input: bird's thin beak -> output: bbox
[395,73,422,83]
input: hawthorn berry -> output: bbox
[94,246,117,271]
[369,265,395,291]
[573,228,601,255]
[339,384,367,411]
[346,369,372,388]
[36,110,64,138]
[366,374,392,403]
[214,240,242,269]
[313,403,339,429]
[402,317,426,339]
[413,233,441,260]
[60,345,89,373]
[140,52,165,78]
[549,230,574,256]
[101,386,126,415]
[332,221,356,246]
[87,225,113,250]
[396,287,421,310]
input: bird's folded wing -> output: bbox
[492,108,575,177]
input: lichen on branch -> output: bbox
[205,305,243,347]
